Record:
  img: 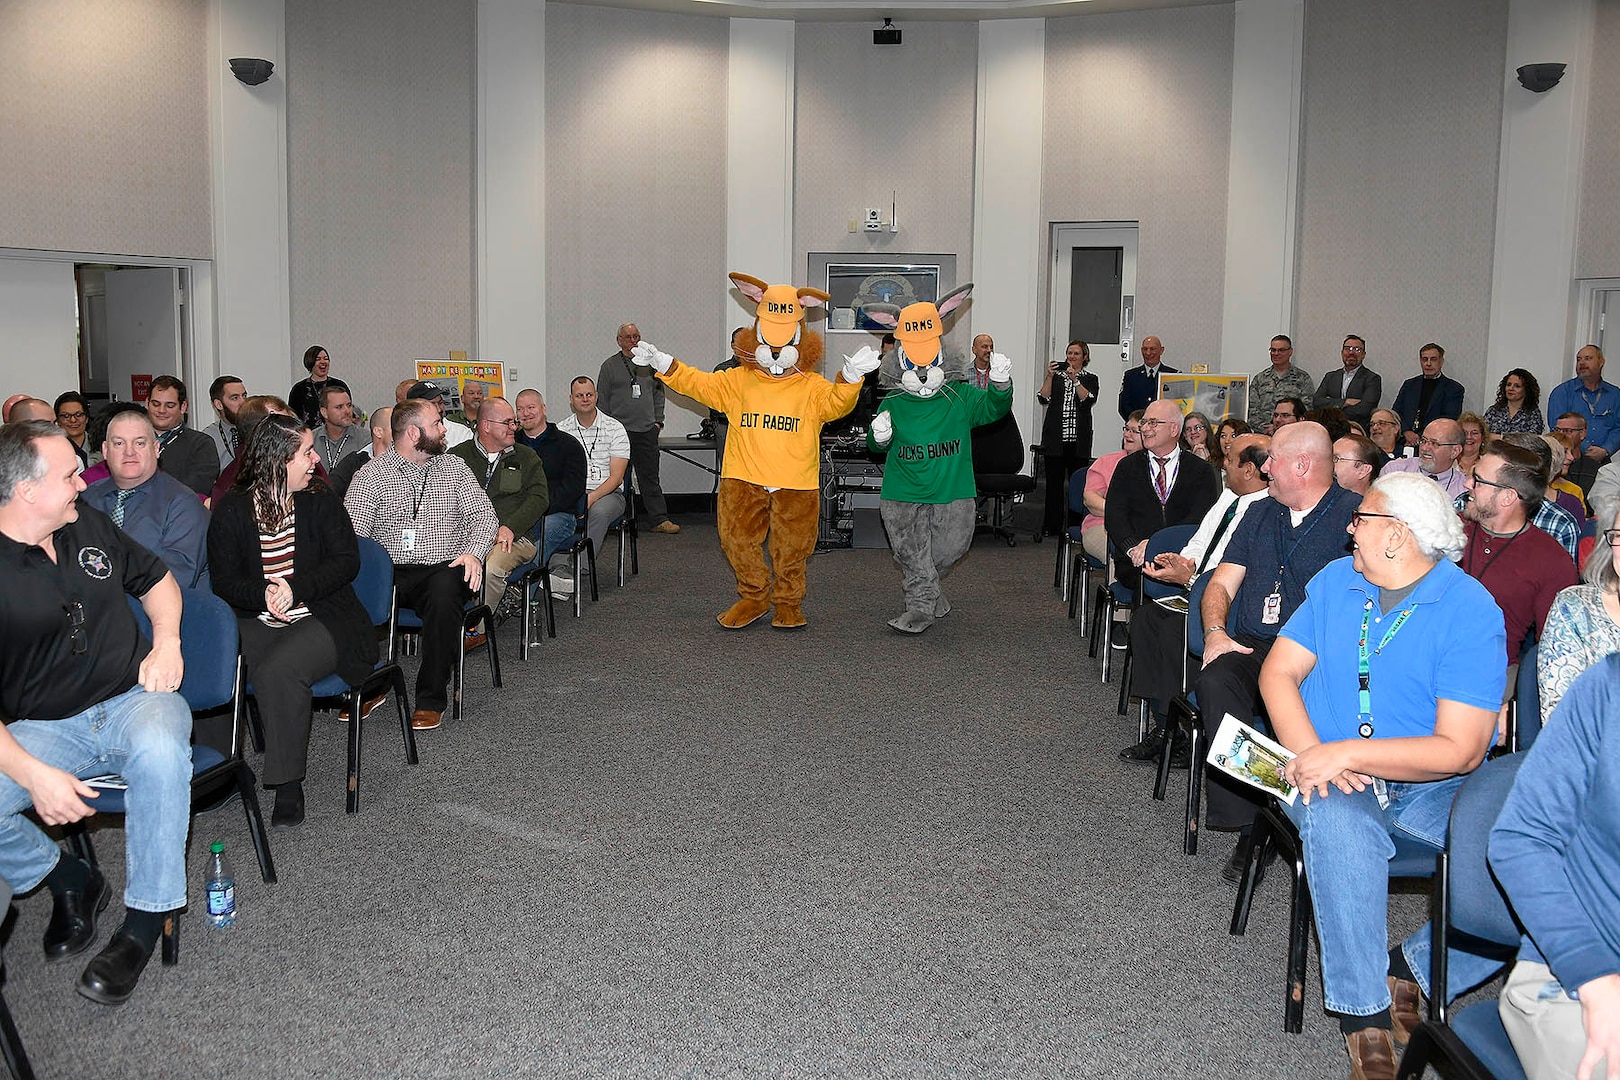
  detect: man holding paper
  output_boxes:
[1258,472,1505,1080]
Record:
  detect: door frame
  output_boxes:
[1575,277,1620,359]
[1047,221,1140,460]
[0,247,214,400]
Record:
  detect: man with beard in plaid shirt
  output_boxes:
[345,399,498,731]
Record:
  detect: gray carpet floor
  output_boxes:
[5,509,1435,1078]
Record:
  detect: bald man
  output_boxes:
[7,398,55,423]
[597,322,676,533]
[1119,337,1178,419]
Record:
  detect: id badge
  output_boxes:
[1261,591,1282,625]
[631,383,642,399]
[402,528,416,553]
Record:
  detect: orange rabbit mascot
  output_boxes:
[634,272,882,628]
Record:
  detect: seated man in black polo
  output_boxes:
[1195,420,1361,880]
[515,388,587,568]
[0,420,192,1005]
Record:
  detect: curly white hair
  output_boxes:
[1372,472,1466,562]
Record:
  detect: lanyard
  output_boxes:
[483,447,504,489]
[1356,599,1417,738]
[397,457,434,520]
[319,429,350,462]
[1270,487,1341,592]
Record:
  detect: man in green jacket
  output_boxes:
[449,396,549,615]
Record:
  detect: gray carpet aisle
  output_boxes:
[7,514,1432,1078]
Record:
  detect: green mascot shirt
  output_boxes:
[868,382,1012,503]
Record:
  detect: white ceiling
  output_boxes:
[550,0,1228,23]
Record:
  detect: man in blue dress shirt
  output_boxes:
[81,406,209,590]
[1545,344,1620,463]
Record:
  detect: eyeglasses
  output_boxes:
[1268,348,1290,354]
[484,419,519,429]
[1349,511,1398,528]
[1605,529,1620,547]
[1419,437,1462,449]
[1138,419,1170,430]
[1343,346,1365,354]
[64,598,86,656]
[1370,419,1397,428]
[1332,455,1368,466]
[1470,474,1520,498]
[57,411,86,420]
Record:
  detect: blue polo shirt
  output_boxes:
[1280,557,1505,743]
[1547,377,1620,456]
[1220,485,1360,641]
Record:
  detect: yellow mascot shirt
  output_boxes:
[659,361,861,490]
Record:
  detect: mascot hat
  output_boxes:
[869,282,973,369]
[730,272,830,351]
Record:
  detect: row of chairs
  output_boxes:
[1103,515,1547,1075]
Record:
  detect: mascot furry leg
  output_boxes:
[880,499,976,633]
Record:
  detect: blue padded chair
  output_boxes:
[390,561,502,723]
[1115,524,1198,721]
[1155,569,1216,829]
[1087,541,1137,683]
[1397,754,1529,1079]
[602,463,638,588]
[242,537,416,815]
[70,588,272,968]
[1061,470,1100,617]
[1230,798,1438,1034]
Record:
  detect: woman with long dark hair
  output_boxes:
[1038,339,1100,537]
[208,414,378,828]
[1482,368,1544,435]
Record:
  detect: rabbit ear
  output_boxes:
[797,287,831,310]
[866,309,898,329]
[729,272,768,304]
[936,282,974,318]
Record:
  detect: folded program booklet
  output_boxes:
[1151,594,1190,615]
[1207,714,1298,806]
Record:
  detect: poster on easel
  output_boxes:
[1159,373,1248,423]
[415,359,504,413]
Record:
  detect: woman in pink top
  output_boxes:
[1079,413,1144,566]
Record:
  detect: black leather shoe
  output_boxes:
[1166,737,1192,770]
[1119,730,1168,763]
[76,930,157,1006]
[43,866,110,962]
[271,782,305,830]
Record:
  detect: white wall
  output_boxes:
[286,0,476,416]
[1294,0,1509,408]
[0,259,80,399]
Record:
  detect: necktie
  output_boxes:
[112,488,132,527]
[1154,456,1171,504]
[1196,500,1242,575]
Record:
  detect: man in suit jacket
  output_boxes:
[1391,342,1465,447]
[1103,399,1221,594]
[1313,334,1382,431]
[1118,336,1179,420]
[145,375,221,497]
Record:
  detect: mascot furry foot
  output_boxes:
[888,610,935,634]
[934,595,951,619]
[771,602,807,630]
[718,597,772,629]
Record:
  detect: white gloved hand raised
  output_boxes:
[633,341,674,374]
[988,352,1013,385]
[870,411,893,446]
[841,345,882,383]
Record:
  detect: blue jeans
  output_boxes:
[538,511,578,566]
[0,686,192,911]
[1282,774,1465,1016]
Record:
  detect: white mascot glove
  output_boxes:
[870,411,893,446]
[988,352,1013,386]
[842,345,882,384]
[633,340,674,375]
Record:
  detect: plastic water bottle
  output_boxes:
[205,842,236,928]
